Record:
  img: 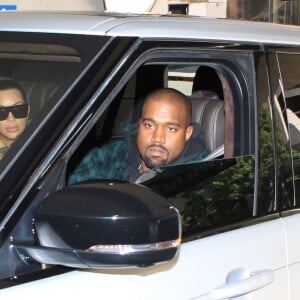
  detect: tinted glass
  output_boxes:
[277,52,300,206]
[144,157,255,239]
[0,33,110,282]
[255,54,279,213]
[0,33,109,164]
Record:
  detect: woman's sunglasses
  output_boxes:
[0,104,29,121]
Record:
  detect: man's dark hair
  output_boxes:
[0,79,27,103]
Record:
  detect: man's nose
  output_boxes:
[151,126,165,144]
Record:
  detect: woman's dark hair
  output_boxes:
[0,79,27,103]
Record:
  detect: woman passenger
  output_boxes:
[0,79,29,159]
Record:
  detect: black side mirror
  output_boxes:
[15,181,181,268]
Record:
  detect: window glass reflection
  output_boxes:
[144,157,255,239]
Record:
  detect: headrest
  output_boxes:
[190,96,224,153]
[13,61,76,119]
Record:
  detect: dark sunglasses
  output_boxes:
[0,104,29,121]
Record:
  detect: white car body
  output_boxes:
[0,12,298,300]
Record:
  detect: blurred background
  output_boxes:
[1,0,299,25]
[167,0,300,25]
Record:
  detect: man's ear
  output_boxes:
[185,125,193,141]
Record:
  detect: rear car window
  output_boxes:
[0,33,109,166]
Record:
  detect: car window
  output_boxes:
[66,47,265,241]
[167,65,197,95]
[144,156,255,239]
[276,52,300,206]
[0,33,112,282]
[0,34,109,166]
[67,61,230,183]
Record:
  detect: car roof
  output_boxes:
[1,12,300,46]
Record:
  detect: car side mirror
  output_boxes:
[15,181,181,268]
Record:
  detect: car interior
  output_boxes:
[0,46,235,186]
[12,61,77,120]
[66,63,233,180]
[0,41,81,120]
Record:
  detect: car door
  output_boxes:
[0,38,289,299]
[267,48,300,300]
[138,46,288,299]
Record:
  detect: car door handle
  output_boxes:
[211,269,274,300]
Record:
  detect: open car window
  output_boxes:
[65,48,266,241]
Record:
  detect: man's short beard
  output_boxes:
[142,145,169,169]
[143,156,168,169]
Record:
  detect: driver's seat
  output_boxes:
[189,94,224,158]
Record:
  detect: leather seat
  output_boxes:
[189,95,224,157]
[13,61,76,119]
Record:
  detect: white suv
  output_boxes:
[0,11,299,300]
